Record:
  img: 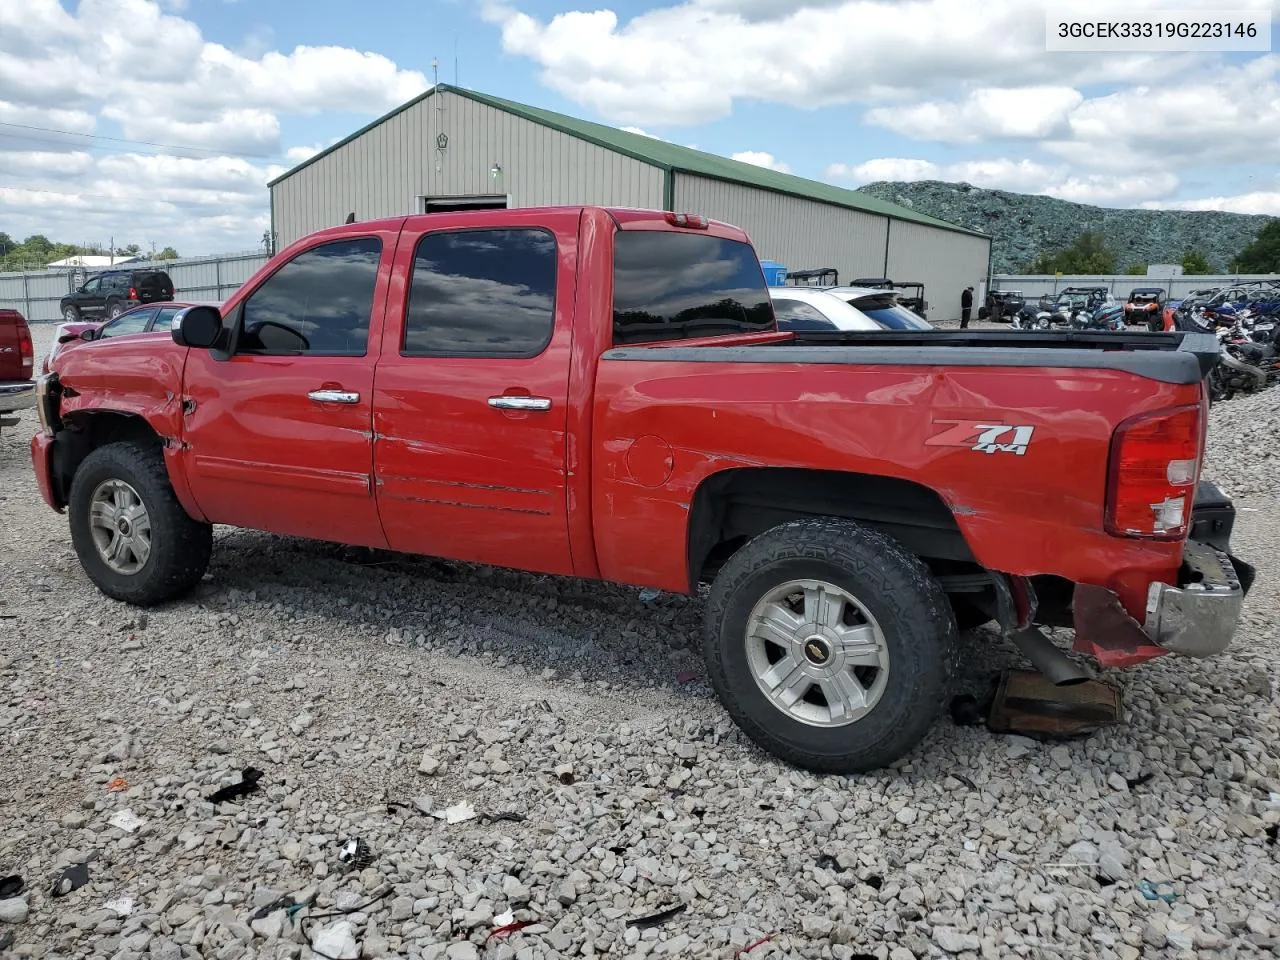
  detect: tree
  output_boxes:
[155,246,180,260]
[1124,263,1146,275]
[1235,220,1280,273]
[22,234,54,257]
[1181,249,1213,275]
[0,232,13,256]
[1028,231,1116,274]
[117,244,141,257]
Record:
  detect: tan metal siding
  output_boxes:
[672,174,890,282]
[885,221,991,323]
[270,91,665,247]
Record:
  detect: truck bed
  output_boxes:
[603,331,1221,385]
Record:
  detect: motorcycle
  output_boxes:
[1208,313,1280,401]
[1067,302,1127,332]
[1010,304,1053,330]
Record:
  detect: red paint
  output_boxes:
[35,205,1218,652]
[30,432,59,511]
[372,208,578,574]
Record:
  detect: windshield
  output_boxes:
[850,299,932,330]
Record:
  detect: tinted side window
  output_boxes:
[99,307,155,337]
[152,306,182,330]
[613,233,774,345]
[239,238,381,356]
[81,277,101,293]
[772,298,837,331]
[403,228,557,357]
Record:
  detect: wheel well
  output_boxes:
[52,412,165,502]
[687,468,977,589]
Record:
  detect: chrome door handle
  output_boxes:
[488,396,552,411]
[308,389,360,404]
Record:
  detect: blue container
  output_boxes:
[760,260,788,286]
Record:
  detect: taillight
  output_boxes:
[17,323,33,376]
[128,286,137,299]
[663,212,709,229]
[1105,405,1202,540]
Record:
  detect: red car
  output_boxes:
[41,301,217,375]
[0,308,35,434]
[31,207,1252,772]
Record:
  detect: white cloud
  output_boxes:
[1142,192,1280,216]
[826,155,1178,206]
[864,87,1084,143]
[825,158,940,183]
[731,150,791,173]
[480,0,1254,125]
[622,125,657,138]
[285,144,324,163]
[0,0,429,253]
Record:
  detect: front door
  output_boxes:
[181,230,399,549]
[74,276,105,317]
[372,211,577,575]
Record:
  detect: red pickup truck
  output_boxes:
[0,307,35,434]
[31,207,1252,772]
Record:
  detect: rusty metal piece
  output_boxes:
[1072,584,1168,668]
[986,669,1123,738]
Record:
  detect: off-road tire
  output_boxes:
[63,305,81,322]
[107,301,124,319]
[69,441,212,605]
[703,518,956,773]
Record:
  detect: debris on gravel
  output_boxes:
[2,325,1279,959]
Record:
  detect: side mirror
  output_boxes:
[78,328,97,342]
[171,305,223,349]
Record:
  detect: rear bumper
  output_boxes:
[1144,541,1251,657]
[1073,480,1252,667]
[0,380,35,415]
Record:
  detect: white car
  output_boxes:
[769,286,933,332]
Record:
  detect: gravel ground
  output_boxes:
[2,324,1279,960]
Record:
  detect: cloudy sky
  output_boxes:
[1,0,1277,256]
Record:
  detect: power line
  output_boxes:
[0,121,285,160]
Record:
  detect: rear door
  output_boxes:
[372,210,578,575]
[135,271,174,303]
[181,229,398,548]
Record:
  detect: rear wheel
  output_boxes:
[703,518,956,773]
[107,302,124,319]
[69,442,212,605]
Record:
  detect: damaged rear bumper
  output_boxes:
[1144,541,1251,656]
[1073,481,1254,667]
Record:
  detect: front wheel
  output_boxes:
[63,306,81,322]
[703,518,956,773]
[68,441,212,605]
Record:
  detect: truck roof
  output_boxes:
[289,206,754,249]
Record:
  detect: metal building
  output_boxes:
[268,85,991,320]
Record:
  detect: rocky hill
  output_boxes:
[855,180,1272,274]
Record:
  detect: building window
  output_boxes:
[403,228,557,357]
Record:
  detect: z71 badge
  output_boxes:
[926,420,1035,456]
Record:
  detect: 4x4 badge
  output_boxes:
[927,420,1035,456]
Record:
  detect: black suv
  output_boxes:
[60,269,175,322]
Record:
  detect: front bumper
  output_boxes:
[1073,480,1253,667]
[0,379,35,415]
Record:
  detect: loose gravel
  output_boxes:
[2,325,1279,959]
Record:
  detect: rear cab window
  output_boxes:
[612,232,774,345]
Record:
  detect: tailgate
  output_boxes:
[0,311,23,381]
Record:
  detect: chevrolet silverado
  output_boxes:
[31,207,1252,772]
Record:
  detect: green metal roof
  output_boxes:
[269,84,987,240]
